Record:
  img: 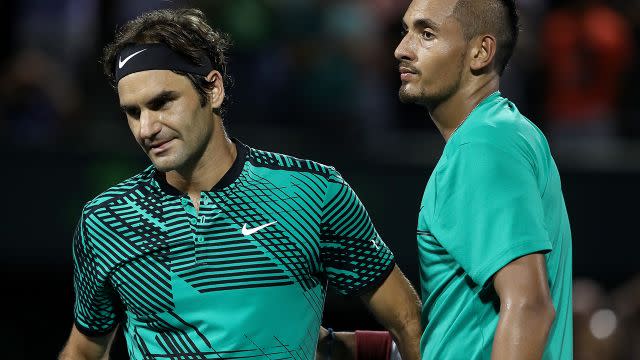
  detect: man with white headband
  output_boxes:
[58,8,421,360]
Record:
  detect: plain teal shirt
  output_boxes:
[417,92,573,359]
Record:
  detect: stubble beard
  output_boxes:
[398,84,430,108]
[398,82,452,110]
[398,51,467,110]
[150,149,184,173]
[398,70,464,111]
[157,123,214,175]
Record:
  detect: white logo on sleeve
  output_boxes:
[118,49,147,69]
[241,221,277,236]
[370,237,380,250]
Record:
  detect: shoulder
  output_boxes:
[81,165,156,217]
[450,95,547,158]
[245,146,339,181]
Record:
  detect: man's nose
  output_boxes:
[139,110,161,140]
[394,34,415,62]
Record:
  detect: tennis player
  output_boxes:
[58,8,422,360]
[395,0,573,358]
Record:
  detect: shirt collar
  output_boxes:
[153,138,249,195]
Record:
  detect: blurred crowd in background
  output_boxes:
[1,0,639,358]
[2,0,640,149]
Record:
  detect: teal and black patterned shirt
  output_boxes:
[72,140,395,360]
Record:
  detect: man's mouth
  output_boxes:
[399,66,418,81]
[148,139,174,153]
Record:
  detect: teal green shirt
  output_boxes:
[72,141,395,360]
[417,92,573,359]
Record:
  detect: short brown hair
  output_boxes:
[102,8,232,111]
[453,0,519,75]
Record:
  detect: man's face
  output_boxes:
[118,70,214,172]
[394,0,468,107]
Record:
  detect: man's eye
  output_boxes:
[149,100,169,111]
[124,108,140,119]
[422,31,435,40]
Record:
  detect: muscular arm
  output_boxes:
[316,267,421,360]
[361,265,422,360]
[491,253,555,360]
[58,324,117,360]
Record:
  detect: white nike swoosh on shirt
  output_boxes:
[241,221,277,236]
[118,49,147,69]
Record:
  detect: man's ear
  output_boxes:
[205,70,225,109]
[469,34,497,73]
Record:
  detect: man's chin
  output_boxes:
[149,156,179,173]
[398,87,427,106]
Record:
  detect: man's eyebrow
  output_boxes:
[413,18,440,32]
[119,103,136,112]
[119,90,179,111]
[145,90,178,107]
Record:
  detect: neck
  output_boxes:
[165,119,237,196]
[429,76,499,141]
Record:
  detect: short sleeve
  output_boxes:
[72,211,119,336]
[433,142,552,287]
[320,169,395,296]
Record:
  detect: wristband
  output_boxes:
[355,330,393,360]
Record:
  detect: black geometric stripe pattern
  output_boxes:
[320,172,395,295]
[247,148,394,295]
[73,144,394,359]
[87,185,176,321]
[129,312,309,360]
[74,167,170,335]
[131,312,215,359]
[248,148,332,178]
[211,165,327,316]
[165,195,294,294]
[73,216,120,334]
[218,169,318,288]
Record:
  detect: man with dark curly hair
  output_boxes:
[58,8,421,360]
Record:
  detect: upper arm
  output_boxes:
[493,253,553,308]
[59,324,117,360]
[320,169,395,296]
[360,266,421,331]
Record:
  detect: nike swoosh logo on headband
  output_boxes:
[118,49,147,69]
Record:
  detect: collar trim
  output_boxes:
[153,138,249,195]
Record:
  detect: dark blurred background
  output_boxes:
[1,0,639,358]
